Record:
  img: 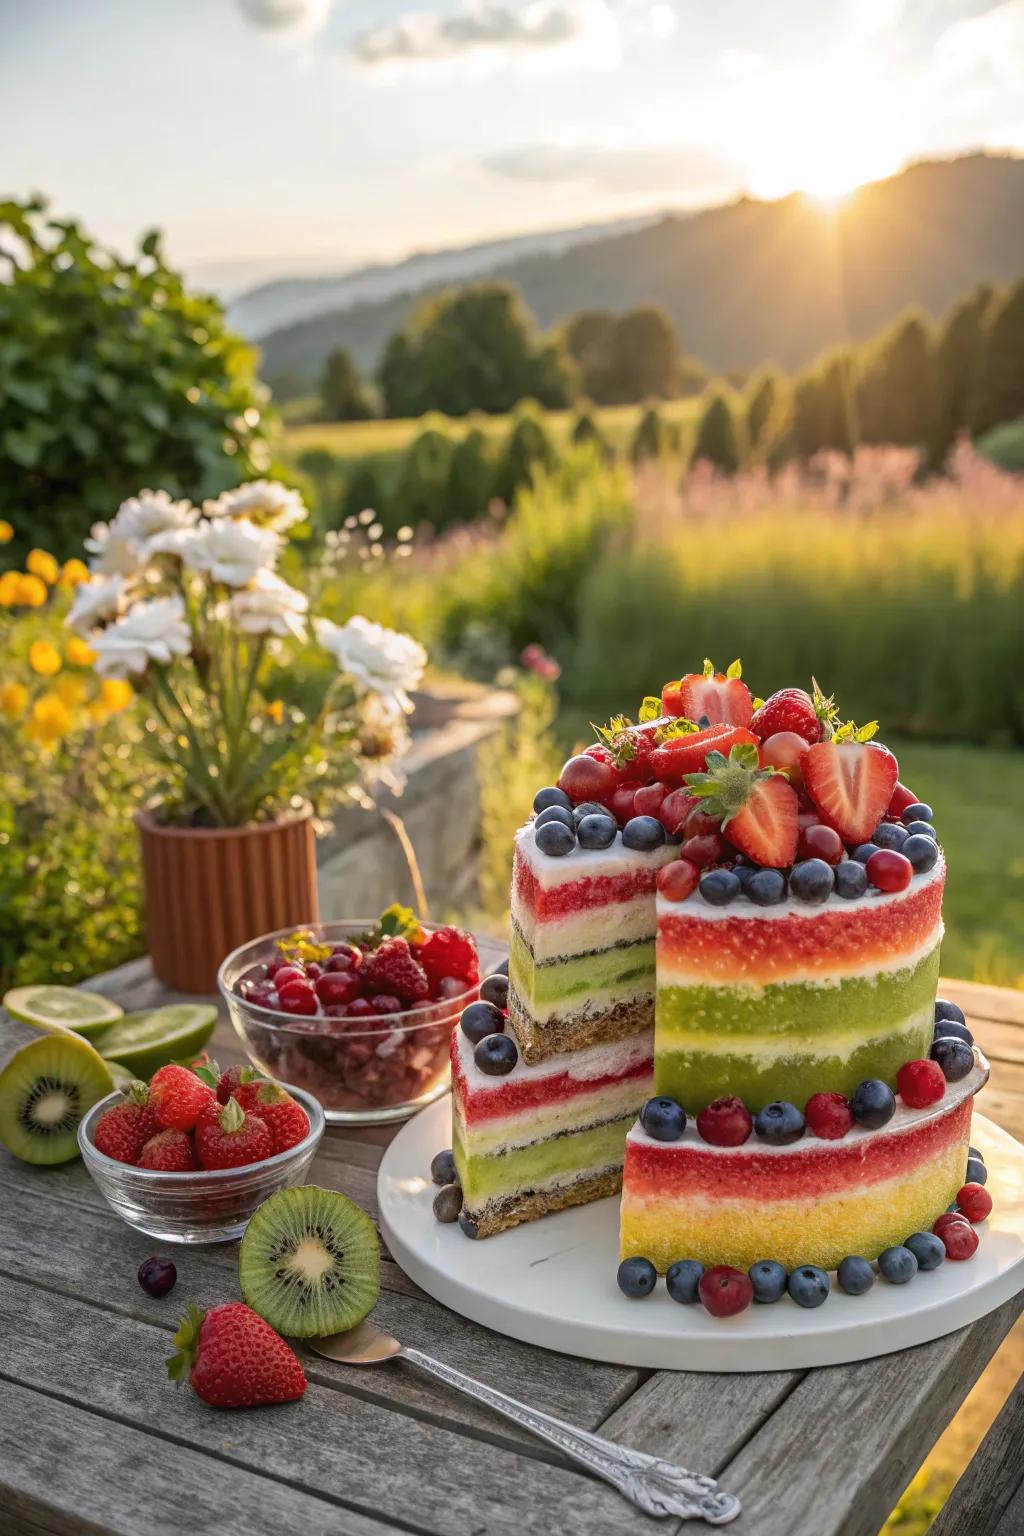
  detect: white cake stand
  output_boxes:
[377,1098,1024,1371]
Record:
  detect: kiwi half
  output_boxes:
[0,1034,113,1165]
[239,1185,381,1338]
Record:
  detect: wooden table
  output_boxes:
[3,966,1023,1536]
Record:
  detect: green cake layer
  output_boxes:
[509,925,655,1016]
[655,947,939,1113]
[454,1112,637,1210]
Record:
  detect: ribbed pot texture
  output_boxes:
[136,806,320,993]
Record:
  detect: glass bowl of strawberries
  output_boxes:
[219,911,502,1124]
[78,1064,325,1243]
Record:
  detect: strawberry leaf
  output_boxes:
[655,718,700,743]
[167,1304,204,1383]
[638,696,662,723]
[726,658,743,679]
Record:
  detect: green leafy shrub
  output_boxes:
[445,429,495,525]
[692,391,744,472]
[0,197,269,561]
[630,405,671,463]
[395,425,455,528]
[494,402,557,504]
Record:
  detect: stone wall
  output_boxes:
[316,688,516,924]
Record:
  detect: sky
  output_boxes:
[3,0,1024,295]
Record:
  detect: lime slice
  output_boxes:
[89,1004,218,1080]
[3,985,124,1037]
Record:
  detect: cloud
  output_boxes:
[931,0,1024,90]
[347,1,617,73]
[481,142,741,198]
[234,0,332,33]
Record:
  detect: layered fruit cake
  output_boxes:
[435,662,991,1309]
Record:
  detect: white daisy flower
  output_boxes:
[91,595,192,679]
[314,615,426,714]
[85,521,140,576]
[204,479,308,532]
[181,517,280,587]
[229,569,308,641]
[65,573,126,635]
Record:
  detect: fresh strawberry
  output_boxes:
[250,1084,311,1154]
[417,926,479,990]
[139,1129,198,1172]
[672,660,753,727]
[167,1302,307,1409]
[93,1082,159,1165]
[661,679,687,717]
[149,1063,217,1132]
[650,725,759,784]
[751,688,820,743]
[802,740,899,844]
[216,1064,263,1106]
[592,717,660,785]
[684,743,799,868]
[195,1098,273,1170]
[359,936,430,1005]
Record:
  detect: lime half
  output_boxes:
[3,985,124,1037]
[90,1004,218,1081]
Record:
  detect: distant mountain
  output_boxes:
[256,154,1024,392]
[229,213,659,341]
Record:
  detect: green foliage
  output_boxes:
[494,402,557,504]
[445,428,494,524]
[377,283,575,417]
[571,408,612,461]
[791,350,857,457]
[977,278,1024,436]
[693,392,743,472]
[341,459,389,529]
[977,418,1024,472]
[630,405,671,464]
[562,306,684,404]
[395,425,455,529]
[932,285,994,464]
[858,312,936,452]
[0,197,269,561]
[320,347,375,421]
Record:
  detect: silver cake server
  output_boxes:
[309,1319,740,1523]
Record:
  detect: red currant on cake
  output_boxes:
[936,1218,979,1260]
[897,1059,946,1109]
[558,752,616,804]
[865,848,914,893]
[699,1265,754,1317]
[657,858,700,901]
[696,1096,752,1146]
[956,1183,993,1223]
[804,1091,853,1140]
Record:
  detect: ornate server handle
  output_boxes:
[400,1346,740,1523]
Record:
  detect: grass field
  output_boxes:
[281,396,703,465]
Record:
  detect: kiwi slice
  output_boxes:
[239,1185,381,1338]
[0,1034,113,1165]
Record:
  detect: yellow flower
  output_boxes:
[266,698,285,723]
[56,675,88,708]
[1,681,28,720]
[15,574,47,608]
[100,678,134,714]
[25,692,72,747]
[87,700,109,724]
[60,558,90,587]
[0,571,21,606]
[66,635,97,667]
[29,640,62,677]
[0,520,13,544]
[27,549,60,584]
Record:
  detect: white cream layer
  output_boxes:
[511,890,656,961]
[514,980,652,1027]
[515,823,678,890]
[455,1025,653,1097]
[455,1075,651,1156]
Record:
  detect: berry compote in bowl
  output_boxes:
[219,913,503,1125]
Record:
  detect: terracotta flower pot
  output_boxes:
[136,806,320,994]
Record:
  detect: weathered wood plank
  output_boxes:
[674,1295,1024,1536]
[929,1370,1024,1536]
[0,1277,661,1536]
[0,1378,383,1536]
[942,979,1024,1029]
[0,1174,640,1445]
[598,1367,801,1474]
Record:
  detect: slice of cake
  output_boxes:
[452,1020,653,1238]
[508,820,677,1063]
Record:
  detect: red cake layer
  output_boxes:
[624,1094,971,1201]
[452,1028,652,1122]
[513,849,660,921]
[659,867,944,984]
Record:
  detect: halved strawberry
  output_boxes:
[802,741,899,844]
[650,725,759,785]
[684,743,799,868]
[672,661,753,727]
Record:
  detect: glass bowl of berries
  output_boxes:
[78,1067,325,1244]
[219,911,503,1124]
